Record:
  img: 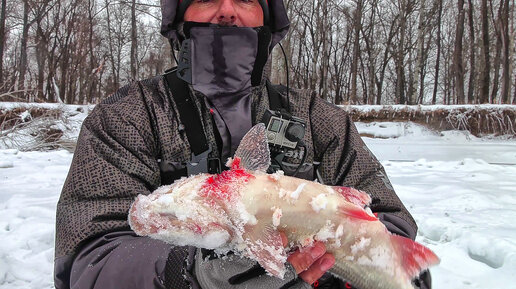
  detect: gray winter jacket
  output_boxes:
[54,75,424,289]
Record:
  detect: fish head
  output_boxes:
[129,176,236,249]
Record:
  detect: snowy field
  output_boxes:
[1,119,516,288]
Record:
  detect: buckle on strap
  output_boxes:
[186,146,222,176]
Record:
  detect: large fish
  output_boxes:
[129,124,439,289]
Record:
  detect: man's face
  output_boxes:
[184,0,264,27]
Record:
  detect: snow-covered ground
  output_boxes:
[358,122,516,289]
[1,118,515,288]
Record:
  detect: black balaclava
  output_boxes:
[160,0,290,159]
[178,22,272,158]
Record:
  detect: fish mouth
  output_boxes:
[129,195,181,235]
[130,195,236,242]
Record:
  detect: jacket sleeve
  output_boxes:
[54,82,180,289]
[68,231,171,289]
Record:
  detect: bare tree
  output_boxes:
[413,0,426,104]
[375,11,398,105]
[479,0,490,103]
[499,0,510,103]
[466,0,475,103]
[2,0,514,106]
[130,0,138,80]
[350,0,363,104]
[509,3,516,104]
[490,0,503,103]
[394,0,414,104]
[0,0,6,86]
[453,0,465,104]
[18,0,30,95]
[432,0,443,104]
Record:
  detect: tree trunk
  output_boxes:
[87,0,97,104]
[376,17,397,105]
[130,0,138,80]
[18,0,30,96]
[407,49,415,104]
[105,0,119,91]
[511,1,515,104]
[432,0,443,105]
[479,0,490,103]
[453,0,466,104]
[396,14,407,104]
[0,0,6,86]
[319,0,329,100]
[499,0,510,103]
[35,23,47,102]
[467,0,476,103]
[350,0,363,104]
[363,1,377,105]
[490,0,503,103]
[413,0,426,104]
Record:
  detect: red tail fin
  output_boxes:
[391,235,440,279]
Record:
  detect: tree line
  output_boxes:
[0,0,515,105]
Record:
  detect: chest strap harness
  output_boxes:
[161,68,286,181]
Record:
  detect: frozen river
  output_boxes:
[0,121,515,288]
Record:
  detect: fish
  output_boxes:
[129,123,439,289]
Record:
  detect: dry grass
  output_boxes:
[0,106,76,151]
[1,104,514,152]
[346,106,516,137]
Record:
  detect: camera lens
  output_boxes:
[285,123,305,142]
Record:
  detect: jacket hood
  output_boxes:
[160,0,290,49]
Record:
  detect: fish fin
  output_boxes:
[233,123,271,172]
[334,186,372,207]
[338,205,378,221]
[242,223,287,278]
[391,234,440,279]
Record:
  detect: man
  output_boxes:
[54,0,430,288]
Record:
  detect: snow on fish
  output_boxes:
[129,123,439,289]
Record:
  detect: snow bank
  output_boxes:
[2,103,515,153]
[342,104,516,137]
